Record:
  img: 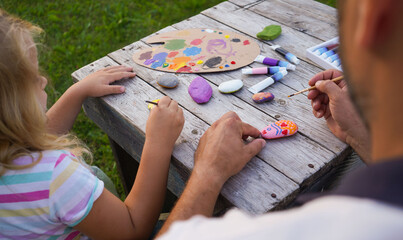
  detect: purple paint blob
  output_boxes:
[145,52,168,69]
[206,39,227,54]
[139,51,152,60]
[188,77,212,104]
[183,47,202,56]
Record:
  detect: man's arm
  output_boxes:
[157,112,266,237]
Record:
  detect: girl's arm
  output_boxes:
[46,66,136,135]
[74,96,185,240]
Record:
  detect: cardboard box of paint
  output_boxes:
[306,37,343,72]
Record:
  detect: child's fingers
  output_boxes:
[106,66,134,73]
[169,100,179,111]
[158,96,171,107]
[108,72,136,82]
[105,85,125,95]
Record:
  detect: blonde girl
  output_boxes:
[0,9,184,239]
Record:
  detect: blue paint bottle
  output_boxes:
[270,45,300,65]
[248,70,288,94]
[326,53,339,63]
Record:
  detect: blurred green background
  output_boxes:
[0,0,336,199]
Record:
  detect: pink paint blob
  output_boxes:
[176,66,192,73]
[168,51,179,58]
[191,39,203,45]
[243,40,250,45]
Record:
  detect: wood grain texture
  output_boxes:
[71,0,348,213]
[170,13,346,154]
[202,1,323,62]
[229,0,264,7]
[72,56,299,214]
[108,39,338,185]
[249,0,338,41]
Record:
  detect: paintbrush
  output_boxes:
[145,100,158,105]
[288,76,344,98]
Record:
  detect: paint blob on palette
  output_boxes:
[133,29,260,73]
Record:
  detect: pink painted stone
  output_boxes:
[252,92,275,103]
[188,76,212,104]
[261,120,298,139]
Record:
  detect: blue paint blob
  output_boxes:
[146,52,168,69]
[225,64,230,67]
[183,47,202,56]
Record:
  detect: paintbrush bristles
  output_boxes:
[288,76,344,97]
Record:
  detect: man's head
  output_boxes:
[338,0,403,160]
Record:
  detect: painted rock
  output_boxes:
[261,120,298,139]
[188,76,212,104]
[252,92,275,103]
[256,25,282,41]
[218,79,243,93]
[147,99,160,110]
[157,74,179,88]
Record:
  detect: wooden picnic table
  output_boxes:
[72,0,349,214]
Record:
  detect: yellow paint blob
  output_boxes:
[197,60,204,64]
[148,99,160,110]
[224,35,230,38]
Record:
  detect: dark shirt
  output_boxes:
[298,158,403,208]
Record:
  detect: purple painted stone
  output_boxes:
[188,76,212,103]
[252,92,275,103]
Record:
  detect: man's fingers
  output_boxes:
[241,122,261,139]
[244,139,266,160]
[309,69,343,86]
[315,80,342,100]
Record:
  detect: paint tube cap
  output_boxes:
[241,68,253,74]
[290,56,300,65]
[286,64,296,71]
[279,69,288,76]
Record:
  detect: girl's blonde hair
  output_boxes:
[0,9,91,175]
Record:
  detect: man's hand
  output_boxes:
[157,112,265,238]
[307,69,371,162]
[193,111,266,186]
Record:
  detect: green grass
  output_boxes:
[1,0,336,199]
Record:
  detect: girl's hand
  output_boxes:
[77,66,136,98]
[145,96,185,149]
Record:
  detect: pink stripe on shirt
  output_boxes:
[55,153,68,167]
[65,230,80,240]
[0,190,49,203]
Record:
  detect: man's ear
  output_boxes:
[355,0,396,48]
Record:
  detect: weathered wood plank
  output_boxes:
[72,56,299,214]
[170,13,346,154]
[202,2,323,62]
[249,0,338,41]
[229,0,263,7]
[108,40,337,185]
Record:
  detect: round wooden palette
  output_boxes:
[132,28,260,73]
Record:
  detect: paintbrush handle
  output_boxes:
[145,100,159,105]
[288,76,344,97]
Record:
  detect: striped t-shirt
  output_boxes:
[0,150,104,239]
